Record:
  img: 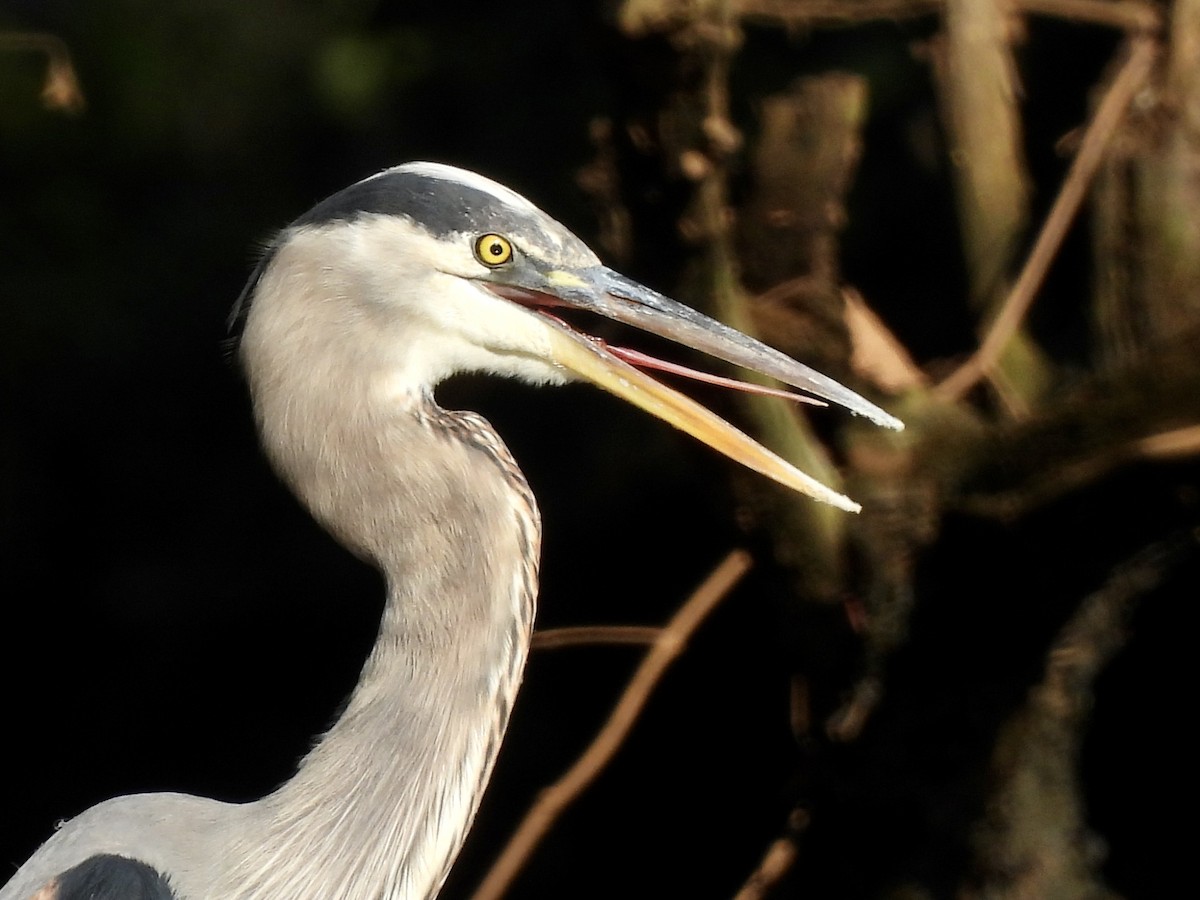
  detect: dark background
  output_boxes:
[1,3,1193,898]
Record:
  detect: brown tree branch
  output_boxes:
[531,625,660,650]
[469,549,754,900]
[732,808,811,900]
[935,36,1158,403]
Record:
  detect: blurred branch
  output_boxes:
[0,32,86,114]
[961,424,1200,519]
[1092,2,1200,369]
[843,287,928,393]
[622,0,1161,36]
[635,1,869,601]
[964,533,1196,898]
[825,675,884,742]
[931,0,1030,310]
[928,0,1049,415]
[953,332,1200,519]
[729,72,876,600]
[1021,0,1160,32]
[588,3,1200,899]
[1134,424,1200,459]
[732,807,811,900]
[577,118,635,265]
[470,550,753,900]
[936,36,1158,403]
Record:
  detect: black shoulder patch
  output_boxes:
[50,853,177,900]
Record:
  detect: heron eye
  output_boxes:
[474,234,513,267]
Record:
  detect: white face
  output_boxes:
[358,216,581,388]
[246,212,592,412]
[235,161,610,402]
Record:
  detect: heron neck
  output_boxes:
[219,400,540,900]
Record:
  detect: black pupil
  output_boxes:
[488,241,504,258]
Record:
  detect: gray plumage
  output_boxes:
[2,162,900,900]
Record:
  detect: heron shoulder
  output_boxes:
[0,793,236,900]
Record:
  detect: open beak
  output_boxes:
[488,265,902,513]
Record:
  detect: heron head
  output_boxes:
[234,162,901,510]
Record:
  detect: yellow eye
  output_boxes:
[474,233,513,267]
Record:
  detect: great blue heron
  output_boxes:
[1,162,901,900]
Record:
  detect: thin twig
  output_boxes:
[469,549,754,900]
[935,36,1158,402]
[732,808,811,900]
[531,625,661,650]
